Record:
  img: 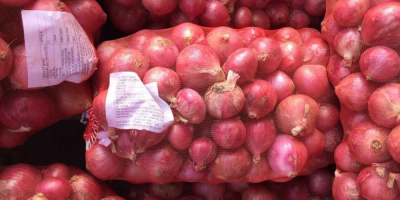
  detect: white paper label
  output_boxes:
[21,10,97,88]
[105,72,174,133]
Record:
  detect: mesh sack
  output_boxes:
[84,23,341,184]
[321,0,400,199]
[0,0,106,148]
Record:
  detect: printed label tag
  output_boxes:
[105,72,174,133]
[21,10,97,88]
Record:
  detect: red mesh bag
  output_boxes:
[0,0,106,148]
[322,0,400,199]
[84,23,340,184]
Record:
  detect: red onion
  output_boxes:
[279,177,309,200]
[300,129,325,156]
[360,46,400,82]
[204,71,245,119]
[191,182,226,200]
[144,36,179,69]
[357,166,398,200]
[388,126,400,163]
[41,163,70,180]
[178,0,206,20]
[245,156,272,182]
[348,121,392,165]
[49,81,92,119]
[227,182,249,193]
[250,37,282,74]
[305,168,334,197]
[108,129,135,160]
[265,70,295,102]
[304,0,325,16]
[293,64,330,100]
[205,27,246,65]
[120,161,149,183]
[334,140,365,173]
[209,147,252,181]
[267,134,308,180]
[279,41,304,74]
[332,0,370,27]
[167,123,194,150]
[238,27,265,46]
[273,27,303,44]
[108,2,147,34]
[222,48,258,85]
[142,0,177,15]
[285,10,310,29]
[302,37,330,66]
[129,129,168,157]
[85,143,124,180]
[233,7,253,29]
[0,164,42,199]
[237,27,266,46]
[326,53,359,87]
[129,30,157,53]
[143,67,180,104]
[368,83,400,128]
[136,144,183,183]
[170,9,192,26]
[211,118,246,149]
[275,94,320,137]
[265,0,289,25]
[334,28,363,66]
[170,23,205,51]
[189,137,217,171]
[299,151,334,176]
[0,90,59,131]
[298,28,321,44]
[35,177,71,200]
[175,44,225,91]
[332,171,363,200]
[335,72,375,112]
[251,9,271,29]
[242,80,277,119]
[323,125,343,153]
[69,174,102,200]
[147,182,183,200]
[108,48,149,79]
[320,14,342,44]
[173,88,206,124]
[245,117,276,162]
[198,1,230,27]
[340,106,370,138]
[242,185,280,200]
[316,103,340,131]
[360,2,400,48]
[175,159,208,182]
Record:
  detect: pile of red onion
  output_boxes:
[87,22,339,184]
[100,0,326,35]
[122,167,335,200]
[0,163,123,199]
[322,1,400,199]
